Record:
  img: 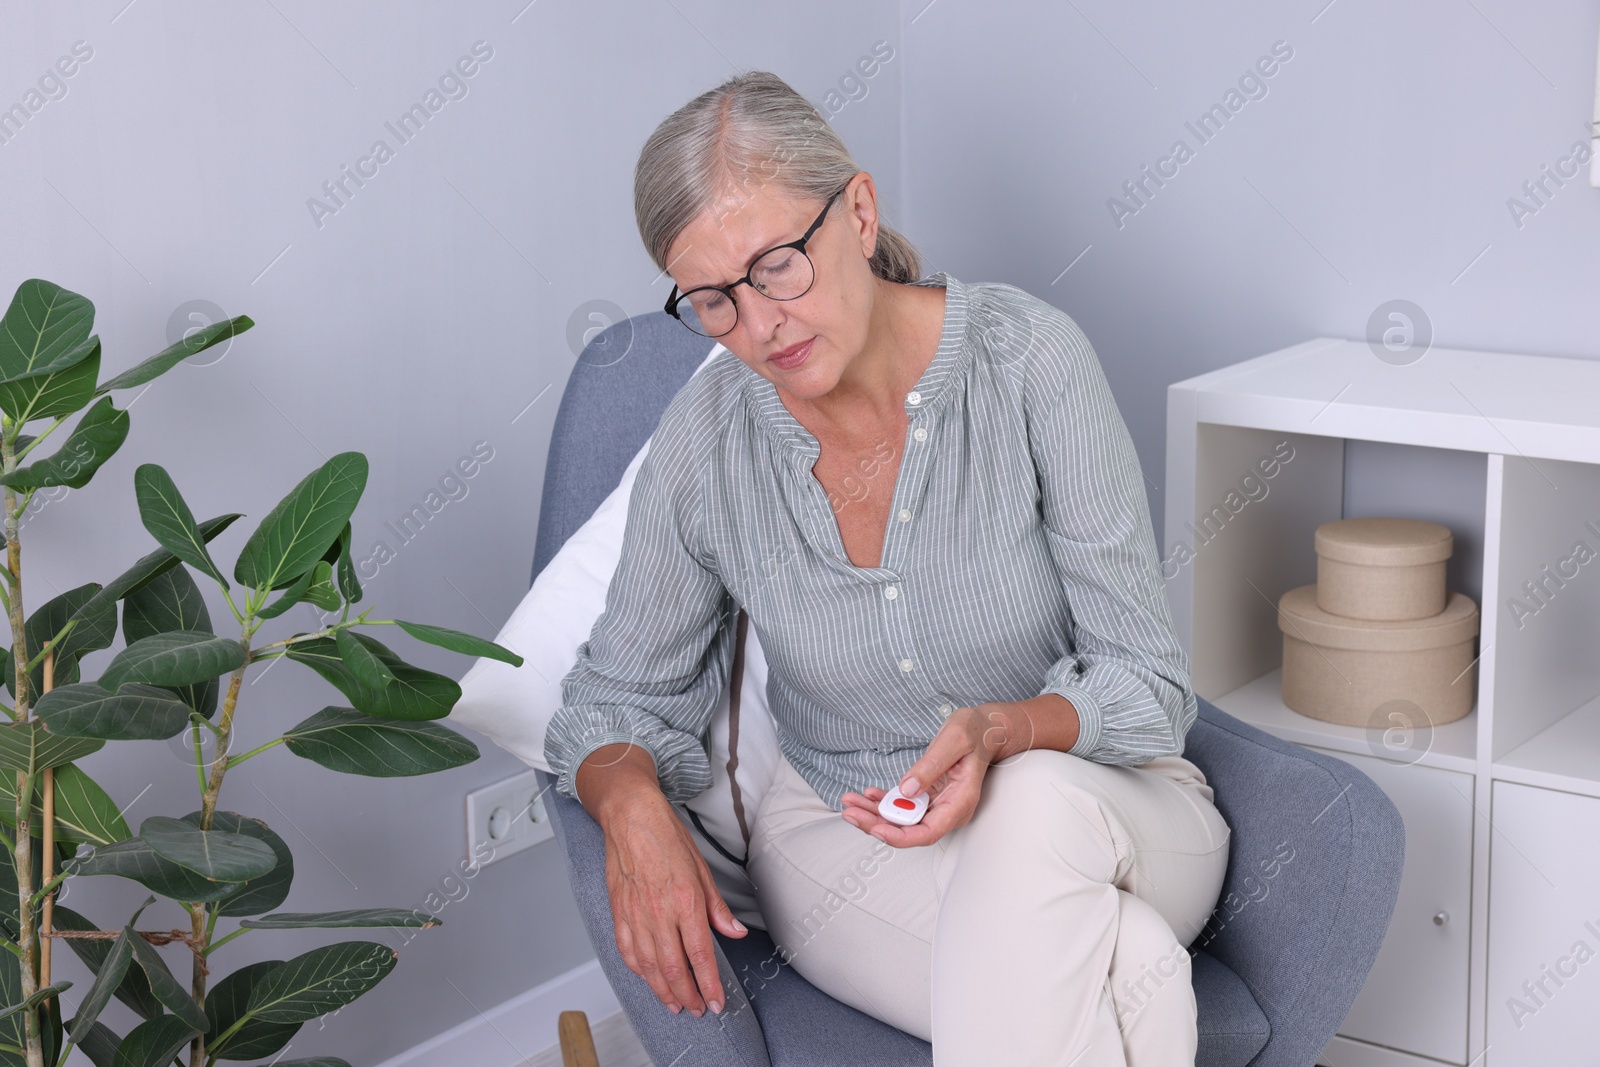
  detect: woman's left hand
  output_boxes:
[839,702,1027,848]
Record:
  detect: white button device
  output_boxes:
[878,784,931,826]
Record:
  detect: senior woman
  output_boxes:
[543,70,1230,1065]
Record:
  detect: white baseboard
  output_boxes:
[375,958,622,1067]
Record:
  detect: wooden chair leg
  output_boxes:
[558,1010,601,1067]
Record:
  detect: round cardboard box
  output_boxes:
[1278,583,1478,728]
[1315,517,1453,621]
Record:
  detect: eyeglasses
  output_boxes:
[663,180,851,338]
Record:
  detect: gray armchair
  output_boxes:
[530,310,1405,1066]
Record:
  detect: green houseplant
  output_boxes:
[0,278,523,1067]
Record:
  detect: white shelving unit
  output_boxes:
[1165,337,1600,1067]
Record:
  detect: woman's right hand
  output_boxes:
[578,743,749,1017]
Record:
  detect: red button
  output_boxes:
[893,798,916,810]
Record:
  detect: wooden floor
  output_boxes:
[516,1010,652,1067]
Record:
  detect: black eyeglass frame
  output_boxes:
[662,179,853,337]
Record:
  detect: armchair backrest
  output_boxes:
[531,311,715,586]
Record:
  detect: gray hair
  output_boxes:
[634,70,922,285]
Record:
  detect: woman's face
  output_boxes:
[664,173,879,401]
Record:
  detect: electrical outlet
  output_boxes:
[465,769,553,867]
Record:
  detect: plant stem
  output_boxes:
[4,431,46,1067]
[224,736,285,770]
[186,900,207,1067]
[187,619,251,1067]
[203,925,250,956]
[193,725,206,798]
[219,584,246,627]
[249,628,338,656]
[28,867,70,909]
[199,625,249,827]
[10,414,68,467]
[22,625,74,674]
[10,763,40,1067]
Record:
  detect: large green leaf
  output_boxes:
[204,959,300,1061]
[77,513,243,620]
[194,811,294,918]
[334,520,362,604]
[0,395,129,489]
[0,280,97,424]
[234,452,368,592]
[133,464,229,589]
[122,564,218,718]
[0,279,93,380]
[33,682,194,740]
[282,707,478,777]
[124,918,209,1032]
[0,929,22,1061]
[63,836,246,902]
[9,581,118,700]
[0,762,128,845]
[96,313,254,394]
[391,619,524,666]
[52,904,163,1022]
[138,815,278,883]
[285,633,459,721]
[111,1013,201,1067]
[0,334,101,424]
[240,908,438,930]
[0,981,72,1021]
[333,629,393,689]
[122,563,210,641]
[255,561,316,621]
[0,719,105,772]
[70,1018,121,1067]
[243,941,396,1024]
[65,908,139,1044]
[0,980,65,1067]
[303,560,342,612]
[98,630,244,691]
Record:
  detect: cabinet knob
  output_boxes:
[1433,910,1449,926]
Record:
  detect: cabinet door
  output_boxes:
[1486,782,1600,1064]
[1304,746,1473,1064]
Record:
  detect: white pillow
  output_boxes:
[450,342,780,930]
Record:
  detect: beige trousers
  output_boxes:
[745,747,1231,1066]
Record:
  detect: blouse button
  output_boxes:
[939,703,955,718]
[899,658,915,673]
[906,390,922,406]
[884,585,900,600]
[897,508,912,522]
[912,426,928,443]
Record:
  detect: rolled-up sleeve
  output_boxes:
[1020,306,1197,764]
[543,409,736,805]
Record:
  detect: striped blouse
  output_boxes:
[544,272,1197,812]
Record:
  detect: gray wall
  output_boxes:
[2,0,1595,1062]
[0,1,900,1064]
[902,0,1600,542]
